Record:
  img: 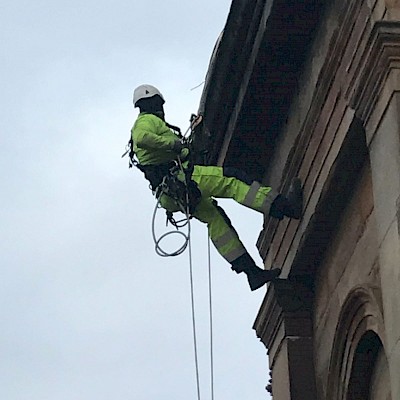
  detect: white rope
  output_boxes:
[188,231,201,400]
[207,236,215,400]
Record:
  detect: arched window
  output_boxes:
[326,286,390,400]
[369,342,391,400]
[347,331,391,400]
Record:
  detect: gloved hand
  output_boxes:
[180,147,190,160]
[172,140,189,159]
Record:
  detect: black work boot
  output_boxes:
[231,253,281,291]
[269,177,303,221]
[245,265,282,291]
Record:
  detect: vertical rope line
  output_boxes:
[188,226,201,400]
[207,236,215,400]
[178,154,201,400]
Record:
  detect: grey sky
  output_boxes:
[1,1,273,399]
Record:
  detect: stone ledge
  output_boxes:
[349,21,400,124]
[253,278,313,363]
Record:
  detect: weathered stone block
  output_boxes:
[378,220,400,351]
[271,340,291,400]
[369,94,400,244]
[388,340,400,399]
[385,0,400,20]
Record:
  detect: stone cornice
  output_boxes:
[198,0,267,165]
[217,0,275,166]
[258,4,388,266]
[257,1,364,258]
[349,21,400,126]
[254,284,283,352]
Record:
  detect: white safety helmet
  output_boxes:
[133,84,165,107]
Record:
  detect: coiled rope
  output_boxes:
[151,181,190,257]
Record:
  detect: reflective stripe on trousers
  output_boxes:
[242,181,278,214]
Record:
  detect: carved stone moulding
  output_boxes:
[254,278,313,353]
[349,21,400,125]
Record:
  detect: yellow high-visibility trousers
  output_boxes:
[160,165,278,264]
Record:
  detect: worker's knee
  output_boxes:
[193,199,233,229]
[222,166,253,185]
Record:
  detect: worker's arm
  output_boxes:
[134,116,178,151]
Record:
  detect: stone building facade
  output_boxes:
[197,0,400,398]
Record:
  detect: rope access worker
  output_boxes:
[130,84,303,291]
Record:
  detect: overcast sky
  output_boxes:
[1,1,273,399]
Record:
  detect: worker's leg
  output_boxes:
[193,196,247,262]
[190,165,302,220]
[192,196,281,290]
